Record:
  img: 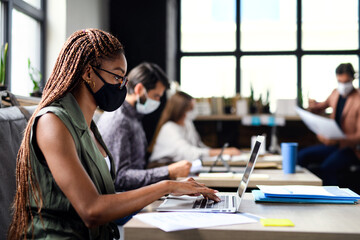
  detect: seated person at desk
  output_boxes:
[149,91,241,163]
[298,63,360,185]
[7,29,218,239]
[97,62,191,191]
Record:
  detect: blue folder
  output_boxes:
[257,185,360,201]
[252,190,357,204]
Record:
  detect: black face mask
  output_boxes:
[85,68,127,112]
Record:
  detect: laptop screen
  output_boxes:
[236,136,263,198]
[209,142,229,172]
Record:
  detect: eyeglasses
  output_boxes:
[92,65,128,89]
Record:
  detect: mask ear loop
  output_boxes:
[136,94,141,104]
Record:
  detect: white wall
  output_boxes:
[46,0,67,82]
[45,0,109,81]
[166,0,177,82]
[66,0,109,38]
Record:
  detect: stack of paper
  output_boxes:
[134,212,257,232]
[295,107,345,139]
[252,185,360,204]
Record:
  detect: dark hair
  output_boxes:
[126,62,170,94]
[148,91,193,152]
[336,63,355,79]
[8,28,124,240]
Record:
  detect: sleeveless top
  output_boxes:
[27,93,119,239]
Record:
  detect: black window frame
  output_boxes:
[0,0,46,92]
[176,0,360,105]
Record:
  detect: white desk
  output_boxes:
[180,167,322,188]
[202,153,283,168]
[124,193,360,240]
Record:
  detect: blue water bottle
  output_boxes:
[281,142,298,174]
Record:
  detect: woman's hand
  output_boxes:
[317,134,339,146]
[169,178,220,202]
[168,160,192,179]
[224,147,241,156]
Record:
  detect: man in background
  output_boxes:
[97,62,191,192]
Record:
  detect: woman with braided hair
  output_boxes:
[7,29,219,239]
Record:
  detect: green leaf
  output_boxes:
[27,57,42,92]
[0,43,8,85]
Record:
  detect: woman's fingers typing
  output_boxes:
[202,193,221,202]
[170,180,220,202]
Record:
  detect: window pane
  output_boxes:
[180,56,236,98]
[23,0,42,10]
[241,56,297,112]
[241,0,296,51]
[302,55,359,108]
[302,0,358,50]
[11,9,41,96]
[181,0,236,52]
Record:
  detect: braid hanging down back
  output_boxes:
[7,29,123,240]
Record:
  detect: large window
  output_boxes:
[241,55,297,110]
[178,0,360,112]
[0,0,45,96]
[181,0,236,52]
[181,56,236,97]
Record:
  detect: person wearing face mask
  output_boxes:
[298,63,360,186]
[97,62,192,192]
[8,29,219,239]
[148,91,241,163]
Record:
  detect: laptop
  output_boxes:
[208,142,230,173]
[157,135,264,213]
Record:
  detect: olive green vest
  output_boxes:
[27,93,118,239]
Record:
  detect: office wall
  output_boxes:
[46,0,67,82]
[166,0,178,82]
[109,0,167,72]
[46,0,109,81]
[46,0,171,143]
[66,0,109,38]
[109,0,169,144]
[47,0,170,83]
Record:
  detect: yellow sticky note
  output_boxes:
[260,218,295,227]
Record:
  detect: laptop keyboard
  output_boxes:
[192,196,235,209]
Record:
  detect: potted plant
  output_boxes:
[223,97,233,114]
[28,58,42,97]
[249,83,257,114]
[262,89,270,114]
[0,43,8,91]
